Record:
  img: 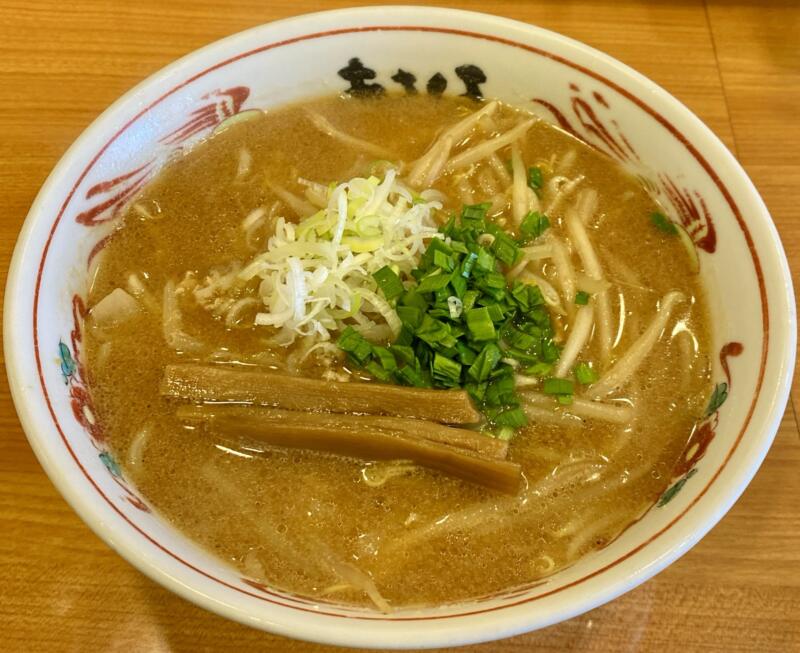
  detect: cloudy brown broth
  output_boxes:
[84,94,712,609]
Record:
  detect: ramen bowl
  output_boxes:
[4,6,795,648]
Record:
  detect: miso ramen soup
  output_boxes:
[84,94,712,610]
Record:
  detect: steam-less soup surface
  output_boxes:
[85,94,711,610]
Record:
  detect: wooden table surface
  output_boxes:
[1,1,798,651]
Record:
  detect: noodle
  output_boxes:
[553,304,594,378]
[264,180,315,218]
[576,188,599,225]
[488,151,512,185]
[446,119,535,171]
[511,142,533,224]
[544,175,584,216]
[408,100,499,186]
[126,423,151,469]
[565,209,614,364]
[422,135,454,187]
[305,109,391,159]
[588,291,685,398]
[522,392,635,424]
[549,236,577,320]
[565,512,626,559]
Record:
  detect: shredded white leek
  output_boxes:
[240,169,442,344]
[447,296,463,319]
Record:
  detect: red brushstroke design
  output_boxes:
[720,341,744,387]
[65,293,150,512]
[126,496,150,511]
[159,86,250,145]
[673,414,718,478]
[76,86,250,229]
[534,82,718,258]
[571,96,636,161]
[593,90,609,108]
[75,160,154,226]
[86,162,152,198]
[86,233,114,268]
[531,98,579,138]
[670,341,743,481]
[532,83,638,162]
[66,295,102,442]
[660,174,717,253]
[612,120,637,158]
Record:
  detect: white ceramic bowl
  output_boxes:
[5,6,795,648]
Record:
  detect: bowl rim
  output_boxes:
[5,5,796,648]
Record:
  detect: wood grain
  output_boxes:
[705,0,800,414]
[0,1,797,651]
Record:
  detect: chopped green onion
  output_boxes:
[495,426,515,441]
[364,360,391,381]
[574,362,599,385]
[461,202,490,226]
[527,166,543,192]
[396,365,428,388]
[396,305,423,330]
[492,232,520,266]
[421,238,452,267]
[462,289,479,311]
[461,252,478,278]
[493,406,528,428]
[468,343,502,382]
[466,381,487,403]
[466,307,496,341]
[390,344,416,365]
[456,341,478,365]
[433,249,455,272]
[650,211,678,235]
[510,282,530,310]
[506,327,536,350]
[395,326,414,346]
[485,374,517,407]
[485,303,505,322]
[337,327,373,365]
[541,340,561,363]
[504,347,539,365]
[475,248,495,271]
[372,266,404,300]
[480,284,506,302]
[415,341,432,368]
[416,315,456,347]
[543,377,574,396]
[575,290,590,305]
[400,289,428,310]
[525,285,545,309]
[483,271,506,289]
[450,240,469,254]
[432,353,462,387]
[524,361,553,377]
[339,200,560,441]
[417,270,452,293]
[520,211,550,240]
[372,346,398,372]
[449,273,467,298]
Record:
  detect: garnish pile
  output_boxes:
[339,202,565,439]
